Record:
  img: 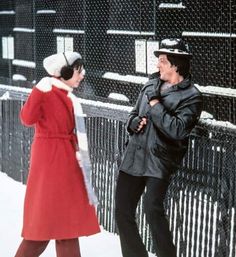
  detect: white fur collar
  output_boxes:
[51,77,73,92]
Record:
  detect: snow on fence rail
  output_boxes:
[0,88,236,256]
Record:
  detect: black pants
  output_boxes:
[115,171,176,257]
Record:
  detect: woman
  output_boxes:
[15,51,100,257]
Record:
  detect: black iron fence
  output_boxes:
[0,89,236,256]
[0,0,236,123]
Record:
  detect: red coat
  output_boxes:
[20,79,100,240]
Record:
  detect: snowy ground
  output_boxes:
[0,172,156,257]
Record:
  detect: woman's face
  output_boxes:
[64,66,85,88]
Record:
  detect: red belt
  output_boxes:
[35,132,78,150]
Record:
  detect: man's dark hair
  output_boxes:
[167,55,191,78]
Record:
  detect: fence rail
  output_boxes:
[0,94,236,256]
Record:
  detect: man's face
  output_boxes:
[157,54,176,82]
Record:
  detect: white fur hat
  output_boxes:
[43,51,82,77]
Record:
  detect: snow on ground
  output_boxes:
[0,172,156,257]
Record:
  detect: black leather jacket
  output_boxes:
[119,73,203,181]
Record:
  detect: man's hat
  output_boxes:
[154,38,192,58]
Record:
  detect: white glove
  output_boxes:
[35,77,52,92]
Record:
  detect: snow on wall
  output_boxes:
[0,10,15,15]
[0,83,235,130]
[13,27,35,33]
[159,2,186,9]
[53,29,84,34]
[36,10,56,14]
[182,31,236,38]
[12,59,36,68]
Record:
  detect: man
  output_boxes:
[115,38,203,257]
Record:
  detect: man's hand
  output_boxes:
[129,116,148,133]
[146,87,161,106]
[137,117,148,132]
[149,99,159,107]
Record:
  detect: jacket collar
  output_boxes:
[51,77,73,92]
[154,73,191,90]
[175,75,192,89]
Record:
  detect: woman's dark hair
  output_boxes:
[71,58,83,71]
[167,55,191,78]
